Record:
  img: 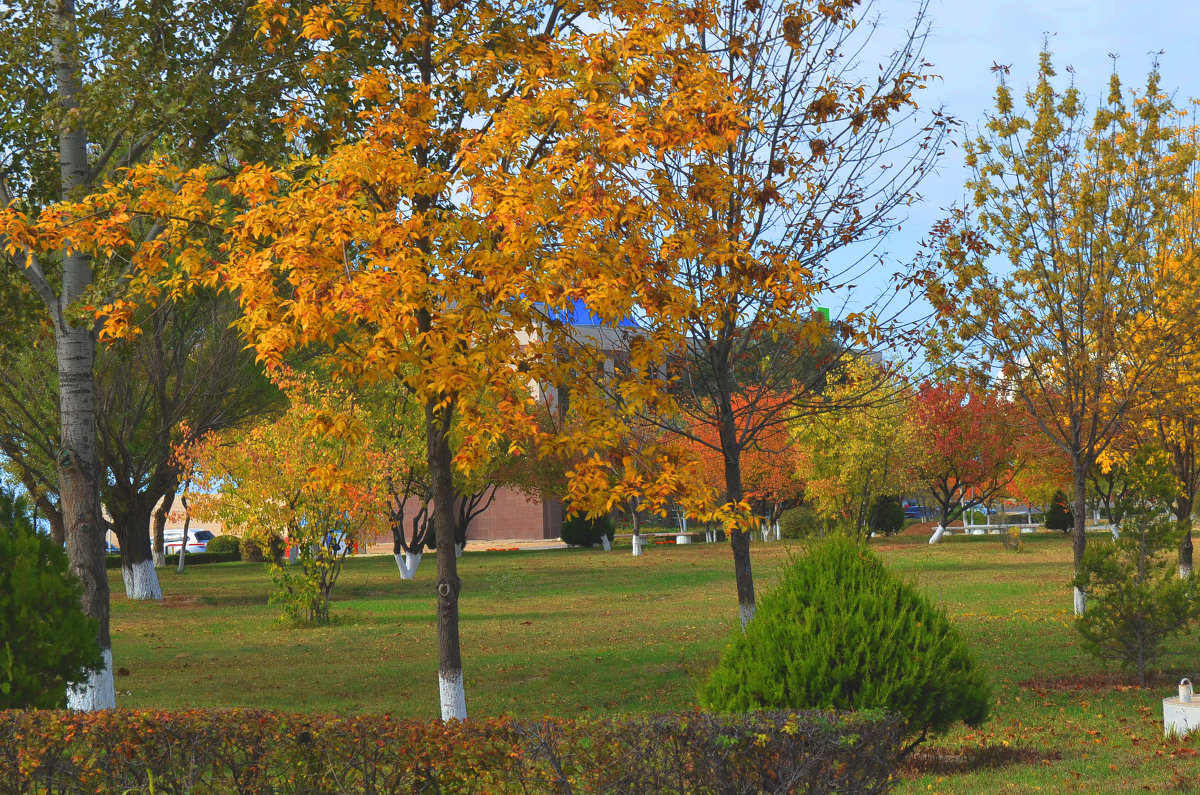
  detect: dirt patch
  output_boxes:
[1019,672,1159,692]
[901,744,1058,776]
[159,594,210,609]
[900,519,964,537]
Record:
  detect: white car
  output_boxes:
[164,529,215,554]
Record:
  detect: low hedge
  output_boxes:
[105,552,243,570]
[0,708,902,794]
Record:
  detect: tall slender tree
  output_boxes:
[933,51,1200,615]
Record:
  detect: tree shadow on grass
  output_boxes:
[901,744,1060,776]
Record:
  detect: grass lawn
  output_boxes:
[108,533,1200,793]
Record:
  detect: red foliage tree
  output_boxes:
[904,381,1024,530]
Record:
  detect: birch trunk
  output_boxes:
[55,0,113,710]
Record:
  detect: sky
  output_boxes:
[826,0,1200,323]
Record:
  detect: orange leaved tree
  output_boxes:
[182,369,386,625]
[86,1,738,719]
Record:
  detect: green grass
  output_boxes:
[108,533,1200,792]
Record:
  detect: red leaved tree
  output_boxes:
[904,381,1024,530]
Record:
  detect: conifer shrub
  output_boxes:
[1072,511,1198,685]
[1045,490,1074,532]
[868,494,905,536]
[560,513,614,548]
[699,536,991,747]
[0,517,104,708]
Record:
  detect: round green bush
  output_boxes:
[1045,490,1074,533]
[779,505,820,539]
[0,518,104,708]
[204,534,242,557]
[241,533,285,563]
[699,536,990,740]
[561,512,614,548]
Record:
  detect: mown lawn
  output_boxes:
[108,533,1200,792]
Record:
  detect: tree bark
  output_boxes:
[427,394,465,720]
[53,0,113,710]
[111,502,162,599]
[151,486,175,567]
[1072,456,1088,616]
[720,411,755,629]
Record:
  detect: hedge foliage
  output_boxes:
[105,552,243,570]
[0,708,901,794]
[560,512,615,548]
[700,536,990,741]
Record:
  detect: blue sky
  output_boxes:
[828,0,1200,323]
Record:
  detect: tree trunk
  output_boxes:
[1072,457,1088,616]
[151,486,175,567]
[629,498,642,557]
[176,492,191,574]
[37,493,65,546]
[721,434,755,629]
[55,0,113,710]
[1180,530,1193,580]
[111,503,162,599]
[427,395,465,720]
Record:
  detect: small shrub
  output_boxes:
[868,494,904,536]
[241,532,284,563]
[0,514,104,708]
[1045,490,1074,532]
[779,505,820,539]
[561,513,614,548]
[1072,511,1198,685]
[700,536,991,749]
[1002,525,1023,552]
[204,534,241,557]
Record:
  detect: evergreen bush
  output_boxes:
[560,513,614,548]
[0,509,104,708]
[1045,490,1074,532]
[1072,511,1198,685]
[868,494,905,536]
[699,536,991,747]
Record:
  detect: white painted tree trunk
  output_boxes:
[738,602,754,628]
[121,559,162,600]
[1074,586,1087,616]
[394,551,422,580]
[773,521,780,541]
[439,668,467,720]
[454,543,463,558]
[1181,561,1192,580]
[631,534,643,556]
[152,549,166,567]
[929,524,946,545]
[1112,524,1121,541]
[67,649,114,711]
[600,534,611,551]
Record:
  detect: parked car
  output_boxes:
[164,529,215,554]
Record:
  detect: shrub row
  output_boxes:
[105,552,243,570]
[0,708,902,794]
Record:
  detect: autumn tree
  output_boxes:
[185,370,385,624]
[0,0,375,706]
[932,50,1200,615]
[74,0,739,720]
[792,360,910,538]
[580,0,950,627]
[904,380,1023,533]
